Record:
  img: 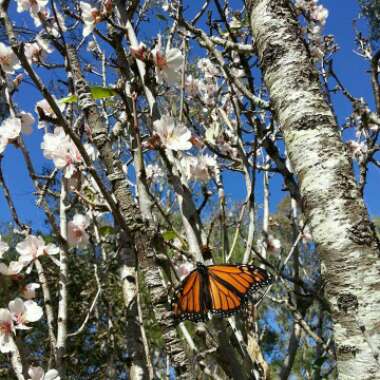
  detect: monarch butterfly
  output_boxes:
[172,262,272,322]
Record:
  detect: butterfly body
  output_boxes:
[173,263,271,322]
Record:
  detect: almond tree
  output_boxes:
[0,0,379,379]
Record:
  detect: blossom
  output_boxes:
[16,0,48,14]
[153,116,192,151]
[181,154,217,182]
[16,0,49,27]
[0,308,15,353]
[0,117,22,154]
[146,163,164,180]
[8,298,43,330]
[28,366,60,380]
[177,261,194,280]
[267,234,281,254]
[16,235,59,265]
[0,261,24,276]
[197,58,219,79]
[347,140,368,162]
[0,42,21,73]
[0,236,9,259]
[19,112,35,134]
[80,2,101,37]
[35,98,63,121]
[152,38,184,85]
[24,36,53,64]
[310,4,329,25]
[21,283,41,300]
[67,214,90,247]
[41,127,82,178]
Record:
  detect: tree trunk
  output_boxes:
[250,1,380,378]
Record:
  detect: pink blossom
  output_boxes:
[16,235,59,265]
[0,236,9,259]
[177,262,194,280]
[67,214,90,247]
[21,283,41,300]
[0,42,21,73]
[8,298,43,330]
[0,261,24,276]
[41,127,83,178]
[181,154,217,182]
[152,37,184,85]
[28,366,60,380]
[0,309,15,353]
[80,2,101,37]
[0,117,22,154]
[153,116,192,151]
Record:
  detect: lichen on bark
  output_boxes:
[250,0,380,378]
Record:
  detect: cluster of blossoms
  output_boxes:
[180,154,217,182]
[0,234,59,278]
[295,0,329,60]
[16,0,66,35]
[41,127,83,178]
[0,298,43,353]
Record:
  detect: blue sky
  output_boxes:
[0,0,379,233]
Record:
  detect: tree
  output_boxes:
[0,0,379,379]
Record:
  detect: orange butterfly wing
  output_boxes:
[173,269,209,322]
[207,264,271,317]
[173,264,271,322]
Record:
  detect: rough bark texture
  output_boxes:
[66,47,191,379]
[250,1,380,378]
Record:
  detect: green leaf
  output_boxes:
[58,86,118,104]
[156,14,168,21]
[162,230,176,241]
[99,225,114,237]
[90,86,118,99]
[59,94,77,104]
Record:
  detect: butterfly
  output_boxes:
[172,262,272,322]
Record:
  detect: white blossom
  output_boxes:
[152,37,184,85]
[28,366,60,380]
[35,98,63,123]
[0,236,9,259]
[16,0,48,14]
[41,127,82,178]
[21,283,41,300]
[153,116,192,151]
[67,214,90,247]
[0,117,22,154]
[0,261,24,276]
[181,154,217,182]
[177,261,194,280]
[197,58,219,79]
[16,235,59,265]
[8,298,43,330]
[0,42,21,73]
[80,2,101,37]
[19,112,35,134]
[267,234,281,254]
[0,309,15,353]
[24,36,53,64]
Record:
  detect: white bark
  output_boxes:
[250,1,380,378]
